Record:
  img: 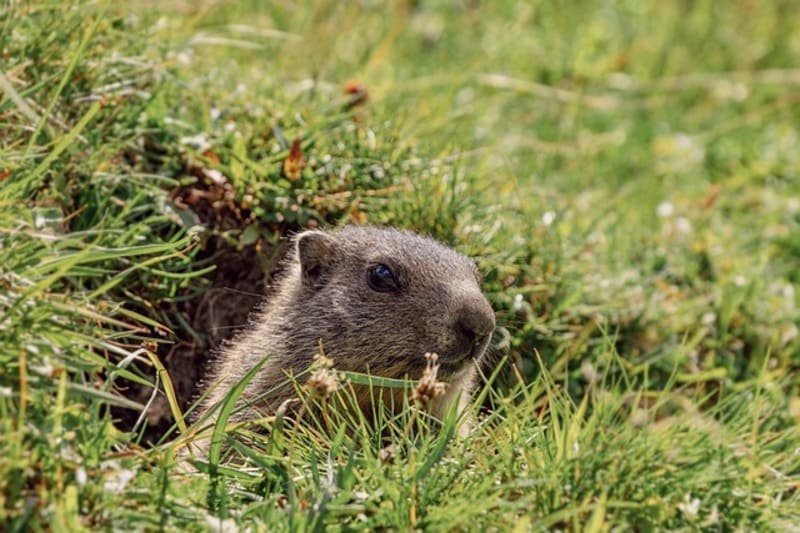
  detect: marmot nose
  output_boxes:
[455,300,496,347]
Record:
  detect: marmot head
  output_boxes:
[287,226,495,379]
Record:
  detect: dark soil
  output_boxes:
[111,169,294,444]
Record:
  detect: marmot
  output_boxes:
[196,225,495,439]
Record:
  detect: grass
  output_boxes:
[1,0,799,529]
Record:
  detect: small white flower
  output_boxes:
[733,275,747,287]
[677,493,701,519]
[180,133,211,152]
[30,358,54,377]
[202,169,226,185]
[24,344,40,355]
[675,217,692,234]
[704,504,720,525]
[103,468,136,493]
[75,467,88,487]
[781,324,798,345]
[657,201,674,218]
[542,211,556,226]
[204,515,238,533]
[581,360,599,383]
[701,312,716,326]
[512,294,524,312]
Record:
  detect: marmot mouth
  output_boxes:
[436,359,471,377]
[437,344,487,377]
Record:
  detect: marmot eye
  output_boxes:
[366,263,398,292]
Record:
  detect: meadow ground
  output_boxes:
[1,1,799,530]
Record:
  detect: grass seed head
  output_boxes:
[378,443,396,464]
[412,352,447,408]
[304,348,340,400]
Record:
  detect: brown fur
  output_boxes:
[196,226,495,436]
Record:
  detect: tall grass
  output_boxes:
[1,0,798,529]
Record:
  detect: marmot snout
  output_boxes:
[198,225,495,432]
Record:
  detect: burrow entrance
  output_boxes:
[109,167,298,445]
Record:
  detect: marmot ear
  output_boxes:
[295,230,336,288]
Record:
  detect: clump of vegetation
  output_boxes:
[1,0,798,529]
